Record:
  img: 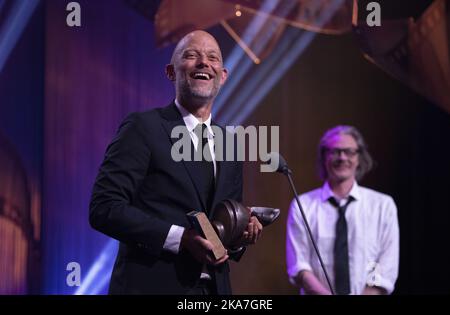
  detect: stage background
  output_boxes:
[0,0,449,294]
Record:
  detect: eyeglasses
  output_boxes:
[326,147,360,158]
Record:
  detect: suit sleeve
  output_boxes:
[89,113,171,257]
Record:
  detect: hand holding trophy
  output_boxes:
[187,199,280,259]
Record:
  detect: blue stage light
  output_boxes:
[0,0,40,73]
[74,239,118,295]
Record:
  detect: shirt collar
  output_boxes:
[175,99,214,138]
[321,180,361,202]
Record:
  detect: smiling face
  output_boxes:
[324,133,360,184]
[166,31,228,108]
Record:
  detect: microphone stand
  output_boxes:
[281,166,336,295]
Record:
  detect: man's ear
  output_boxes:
[220,68,228,85]
[165,64,175,81]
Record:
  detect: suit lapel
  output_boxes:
[160,103,208,212]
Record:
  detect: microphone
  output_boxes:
[266,152,291,175]
[266,152,335,295]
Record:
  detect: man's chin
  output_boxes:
[188,89,220,102]
[331,173,353,183]
[191,87,217,98]
[191,92,214,99]
[180,83,220,103]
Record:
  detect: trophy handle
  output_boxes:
[250,207,280,227]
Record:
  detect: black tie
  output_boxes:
[194,123,215,212]
[329,196,354,295]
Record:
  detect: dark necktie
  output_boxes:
[329,196,354,295]
[194,123,215,212]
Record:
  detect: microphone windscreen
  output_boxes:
[267,152,289,173]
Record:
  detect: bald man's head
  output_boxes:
[165,30,228,109]
[170,30,224,66]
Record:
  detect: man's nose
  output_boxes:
[196,54,210,68]
[337,150,348,160]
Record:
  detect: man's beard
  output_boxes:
[178,77,221,105]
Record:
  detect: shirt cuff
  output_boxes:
[163,225,185,254]
[288,263,313,286]
[366,263,395,294]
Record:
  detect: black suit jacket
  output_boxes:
[89,103,243,294]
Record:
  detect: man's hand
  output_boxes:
[362,286,387,295]
[238,215,263,246]
[296,270,332,295]
[181,228,228,266]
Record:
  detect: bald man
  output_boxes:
[89,30,262,295]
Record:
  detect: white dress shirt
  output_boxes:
[286,181,400,294]
[163,99,216,255]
